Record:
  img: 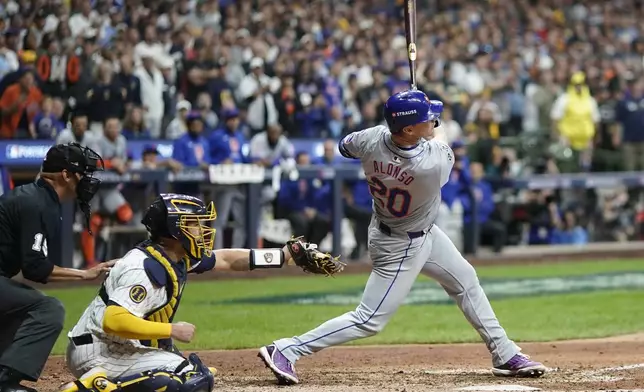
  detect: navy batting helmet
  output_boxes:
[384,90,444,133]
[142,194,217,260]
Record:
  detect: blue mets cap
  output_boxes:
[221,107,240,120]
[451,140,465,149]
[185,111,203,123]
[384,89,444,133]
[142,144,159,155]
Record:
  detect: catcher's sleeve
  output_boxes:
[102,305,172,340]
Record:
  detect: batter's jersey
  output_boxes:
[339,125,454,233]
[68,248,168,347]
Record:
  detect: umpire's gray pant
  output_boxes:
[213,185,246,249]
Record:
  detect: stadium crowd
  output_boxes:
[1,0,644,263]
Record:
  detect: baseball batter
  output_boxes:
[61,193,329,392]
[258,90,547,385]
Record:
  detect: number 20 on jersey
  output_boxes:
[368,176,412,217]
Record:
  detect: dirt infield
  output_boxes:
[36,333,644,392]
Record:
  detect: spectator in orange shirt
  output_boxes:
[0,69,43,139]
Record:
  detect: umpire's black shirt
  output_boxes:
[0,179,61,283]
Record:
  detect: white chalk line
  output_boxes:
[423,368,490,375]
[421,364,644,390]
[569,362,644,383]
[422,363,643,377]
[579,362,644,377]
[455,386,541,391]
[423,367,559,376]
[589,363,644,372]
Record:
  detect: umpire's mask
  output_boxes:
[42,142,104,234]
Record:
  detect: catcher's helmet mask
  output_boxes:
[142,194,217,260]
[384,89,444,138]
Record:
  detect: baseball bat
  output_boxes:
[404,0,418,90]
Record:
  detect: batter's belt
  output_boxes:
[377,221,433,239]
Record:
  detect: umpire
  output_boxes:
[0,143,113,392]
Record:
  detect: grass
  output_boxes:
[46,259,644,354]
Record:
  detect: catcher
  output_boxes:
[61,193,343,392]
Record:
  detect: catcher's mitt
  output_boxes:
[286,236,345,276]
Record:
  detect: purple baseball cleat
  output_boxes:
[258,344,299,385]
[492,353,547,378]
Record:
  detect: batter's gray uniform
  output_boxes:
[66,249,190,379]
[274,125,521,367]
[93,135,129,214]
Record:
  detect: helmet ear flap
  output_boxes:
[142,197,171,240]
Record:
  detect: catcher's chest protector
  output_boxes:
[99,241,188,348]
[139,243,188,348]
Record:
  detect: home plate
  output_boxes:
[455,386,540,391]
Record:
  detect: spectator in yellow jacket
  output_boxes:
[550,72,600,172]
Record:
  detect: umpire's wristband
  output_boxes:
[250,249,285,270]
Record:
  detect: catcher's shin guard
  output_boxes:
[59,368,117,392]
[182,353,215,392]
[60,354,215,392]
[114,370,185,392]
[59,356,215,392]
[59,368,179,392]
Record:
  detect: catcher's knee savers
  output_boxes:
[60,354,215,392]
